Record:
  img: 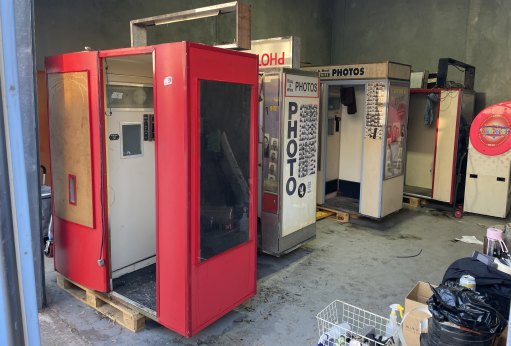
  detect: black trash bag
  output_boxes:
[427,283,506,334]
[421,318,497,346]
[443,257,511,319]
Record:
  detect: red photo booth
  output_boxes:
[46,42,258,336]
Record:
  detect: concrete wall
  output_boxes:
[34,0,332,69]
[330,0,511,108]
[35,1,510,107]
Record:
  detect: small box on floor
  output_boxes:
[403,281,435,346]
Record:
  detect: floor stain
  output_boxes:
[428,210,451,218]
[385,233,422,240]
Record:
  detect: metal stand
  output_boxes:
[130,1,251,50]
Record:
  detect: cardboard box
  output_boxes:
[403,281,435,346]
[498,326,508,346]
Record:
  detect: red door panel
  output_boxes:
[153,42,257,336]
[45,51,109,292]
[153,43,190,335]
[189,44,258,334]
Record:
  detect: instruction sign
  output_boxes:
[281,74,320,237]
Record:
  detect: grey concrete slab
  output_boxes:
[34,0,333,70]
[39,207,507,345]
[330,0,511,108]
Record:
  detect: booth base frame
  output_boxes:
[56,274,147,332]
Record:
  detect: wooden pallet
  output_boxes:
[56,274,146,332]
[316,210,335,221]
[317,205,358,224]
[403,196,425,208]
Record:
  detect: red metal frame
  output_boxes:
[99,46,154,58]
[152,42,191,334]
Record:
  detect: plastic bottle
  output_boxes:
[385,304,404,340]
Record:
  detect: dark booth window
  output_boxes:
[199,80,251,261]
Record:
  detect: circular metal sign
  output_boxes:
[470,101,511,156]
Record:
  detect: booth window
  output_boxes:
[121,123,143,158]
[199,80,251,261]
[383,82,409,179]
[106,85,154,109]
[69,174,76,205]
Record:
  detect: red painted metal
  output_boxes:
[152,42,189,335]
[45,51,109,292]
[47,42,258,337]
[470,101,511,156]
[262,192,279,213]
[99,46,154,58]
[188,43,258,336]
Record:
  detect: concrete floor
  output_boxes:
[39,206,507,345]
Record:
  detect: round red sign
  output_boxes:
[470,101,511,156]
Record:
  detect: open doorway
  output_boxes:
[404,89,474,210]
[103,54,157,314]
[319,82,365,214]
[404,92,437,199]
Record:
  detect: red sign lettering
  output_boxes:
[258,52,285,67]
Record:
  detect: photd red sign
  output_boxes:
[470,101,511,156]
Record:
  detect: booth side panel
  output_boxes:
[153,43,189,335]
[432,90,460,203]
[381,176,405,217]
[465,144,511,218]
[360,138,383,217]
[188,44,258,335]
[45,52,109,292]
[280,73,320,238]
[260,73,282,254]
